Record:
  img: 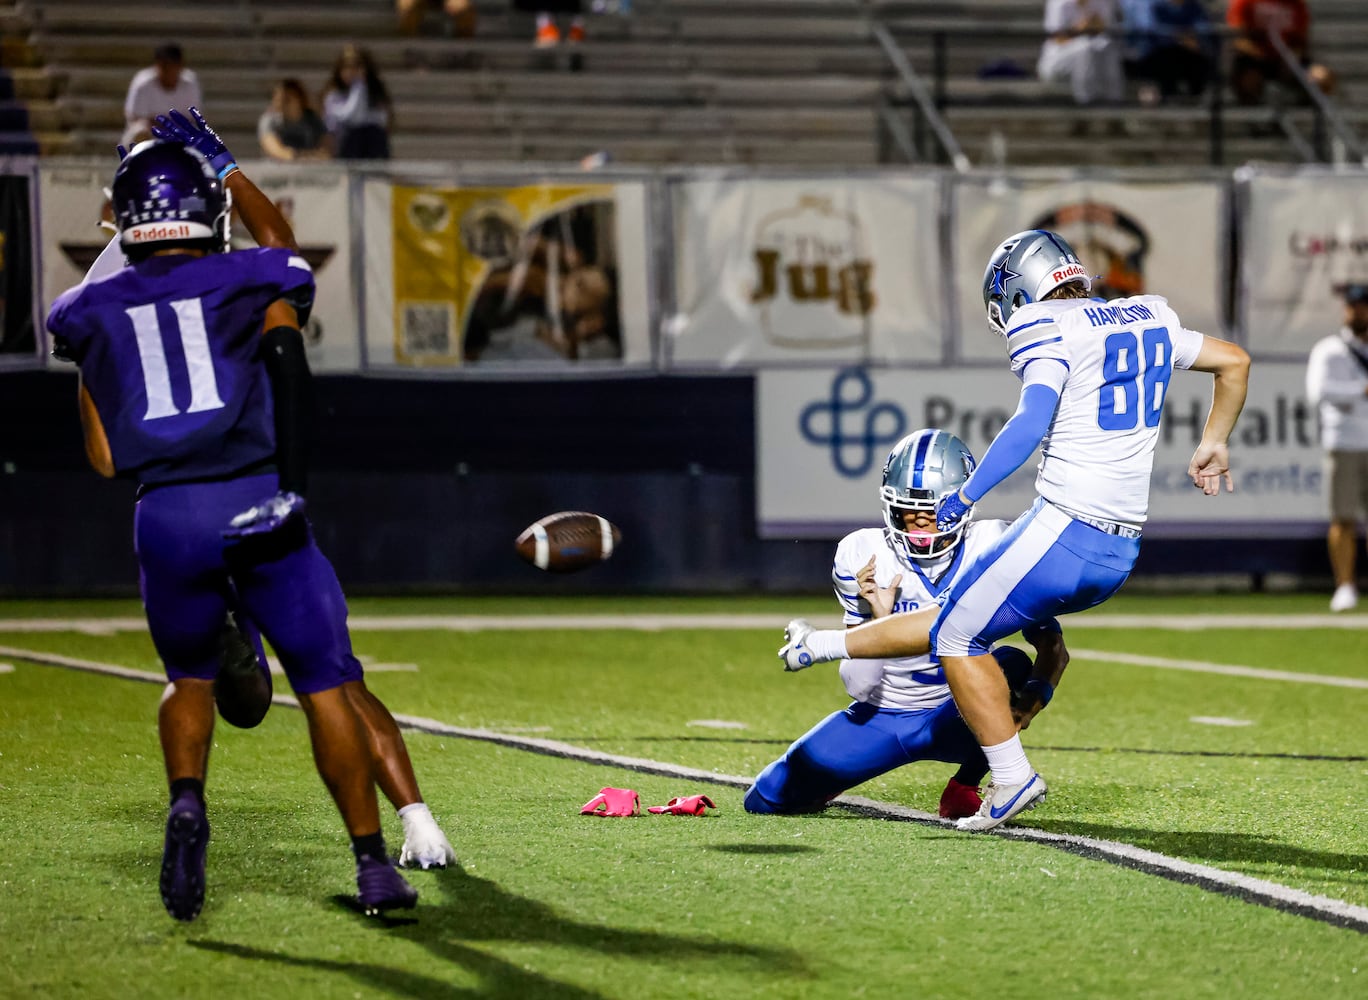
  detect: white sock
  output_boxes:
[398,801,433,824]
[982,735,1033,786]
[806,629,849,662]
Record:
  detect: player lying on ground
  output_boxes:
[781,229,1250,832]
[748,430,1069,817]
[48,121,419,920]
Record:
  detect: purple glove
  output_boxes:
[934,489,972,533]
[223,491,306,540]
[150,107,238,178]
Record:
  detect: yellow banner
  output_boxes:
[391,183,616,365]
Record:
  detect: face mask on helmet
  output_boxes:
[879,429,978,565]
[982,229,1092,337]
[112,140,230,259]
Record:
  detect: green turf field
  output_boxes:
[1,593,1365,998]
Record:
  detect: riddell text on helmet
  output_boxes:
[129,223,194,241]
[1051,264,1088,283]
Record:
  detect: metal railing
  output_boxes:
[1265,28,1366,165]
[872,21,1364,169]
[868,19,970,172]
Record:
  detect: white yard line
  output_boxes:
[4,614,1363,689]
[1073,649,1368,689]
[4,641,1367,935]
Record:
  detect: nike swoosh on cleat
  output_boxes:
[989,775,1041,819]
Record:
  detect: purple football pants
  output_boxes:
[134,472,363,694]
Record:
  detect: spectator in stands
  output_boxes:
[514,0,586,50]
[1122,0,1214,103]
[398,0,478,37]
[258,79,332,163]
[122,44,202,148]
[1226,0,1335,105]
[1038,0,1126,105]
[322,46,392,161]
[1305,284,1368,613]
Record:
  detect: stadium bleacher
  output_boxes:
[0,0,1364,167]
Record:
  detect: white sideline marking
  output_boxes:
[1190,716,1254,727]
[0,663,13,673]
[2,612,1368,634]
[5,641,1368,934]
[688,720,749,730]
[1074,648,1368,689]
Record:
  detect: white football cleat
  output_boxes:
[398,807,457,870]
[779,619,817,672]
[955,772,1047,832]
[1330,584,1358,613]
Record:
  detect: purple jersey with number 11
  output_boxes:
[47,247,315,485]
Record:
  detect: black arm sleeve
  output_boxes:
[261,325,313,495]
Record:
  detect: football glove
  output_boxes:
[580,787,641,817]
[779,618,817,671]
[934,489,972,533]
[222,491,306,540]
[151,107,238,179]
[648,795,716,816]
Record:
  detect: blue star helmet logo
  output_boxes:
[988,245,1022,297]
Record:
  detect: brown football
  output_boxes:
[515,511,622,573]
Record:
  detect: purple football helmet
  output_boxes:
[111,140,229,257]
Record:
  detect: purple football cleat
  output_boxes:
[356,855,418,916]
[160,795,210,921]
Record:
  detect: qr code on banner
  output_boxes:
[400,302,454,356]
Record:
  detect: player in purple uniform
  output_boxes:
[47,131,418,920]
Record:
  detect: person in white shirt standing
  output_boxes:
[1305,284,1368,612]
[779,229,1250,832]
[122,44,203,148]
[1039,0,1125,105]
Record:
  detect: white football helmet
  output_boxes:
[880,429,977,564]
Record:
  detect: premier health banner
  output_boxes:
[758,364,1324,539]
[38,161,359,371]
[363,178,652,369]
[952,177,1226,360]
[1240,170,1368,355]
[667,176,945,367]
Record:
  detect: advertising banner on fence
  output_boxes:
[667,176,945,367]
[1240,171,1368,355]
[38,161,359,371]
[363,178,651,369]
[758,363,1323,539]
[952,177,1226,361]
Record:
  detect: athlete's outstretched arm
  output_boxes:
[151,107,298,251]
[225,170,298,252]
[1185,336,1250,495]
[934,363,1063,528]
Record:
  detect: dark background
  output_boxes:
[0,370,1332,596]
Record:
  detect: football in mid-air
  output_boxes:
[515,511,621,573]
